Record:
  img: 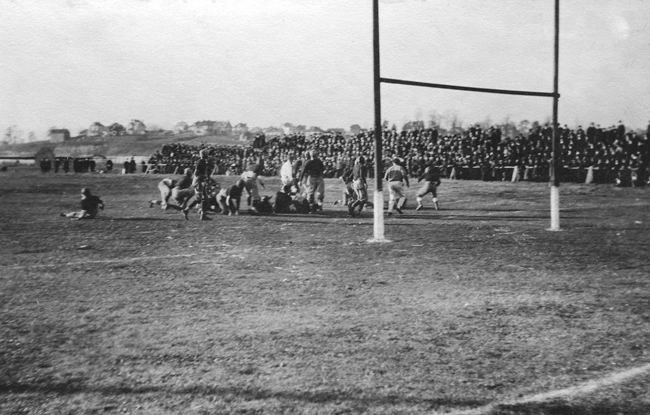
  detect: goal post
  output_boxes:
[370,0,561,241]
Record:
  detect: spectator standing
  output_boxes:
[129,157,136,174]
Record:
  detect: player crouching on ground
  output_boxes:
[298,149,326,213]
[384,157,409,215]
[273,184,294,213]
[149,168,194,211]
[241,160,265,213]
[61,188,104,220]
[216,179,246,216]
[415,164,441,211]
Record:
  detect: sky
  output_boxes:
[1,0,649,141]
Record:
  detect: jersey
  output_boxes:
[174,175,192,190]
[224,184,244,199]
[384,164,407,182]
[418,167,441,184]
[352,164,367,182]
[247,163,264,175]
[273,191,293,213]
[300,158,325,180]
[195,158,211,179]
[81,195,103,212]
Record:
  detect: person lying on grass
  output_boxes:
[61,188,104,220]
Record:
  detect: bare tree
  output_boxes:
[4,125,22,144]
[427,110,442,129]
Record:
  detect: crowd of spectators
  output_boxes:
[147,121,650,186]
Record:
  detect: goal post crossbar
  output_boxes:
[380,77,559,98]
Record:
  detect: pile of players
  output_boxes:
[149,148,314,220]
[148,148,442,220]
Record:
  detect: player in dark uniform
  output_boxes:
[216,179,246,215]
[415,165,441,211]
[273,184,294,214]
[182,149,215,220]
[334,164,355,208]
[61,188,105,220]
[298,150,326,213]
[348,156,368,217]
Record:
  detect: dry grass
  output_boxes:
[1,169,649,414]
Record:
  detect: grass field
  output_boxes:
[1,169,649,414]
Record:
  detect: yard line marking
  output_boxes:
[3,254,196,270]
[440,199,471,204]
[438,362,650,415]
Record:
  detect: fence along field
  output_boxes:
[1,170,649,414]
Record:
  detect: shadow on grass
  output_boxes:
[0,381,486,410]
[489,400,650,415]
[106,217,172,221]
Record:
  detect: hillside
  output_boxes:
[0,134,249,159]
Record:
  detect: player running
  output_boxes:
[415,165,441,211]
[182,149,214,220]
[384,157,409,216]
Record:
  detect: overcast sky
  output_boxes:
[1,0,649,139]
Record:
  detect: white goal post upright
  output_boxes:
[369,0,389,243]
[549,0,561,231]
[371,0,561,238]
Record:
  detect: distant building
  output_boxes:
[48,129,70,143]
[350,124,362,135]
[232,123,249,136]
[327,128,346,135]
[190,121,215,136]
[282,123,296,135]
[402,121,425,131]
[174,121,189,134]
[87,122,106,137]
[264,126,284,138]
[189,120,231,136]
[305,126,324,137]
[107,123,126,136]
[214,121,232,136]
[126,119,147,135]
